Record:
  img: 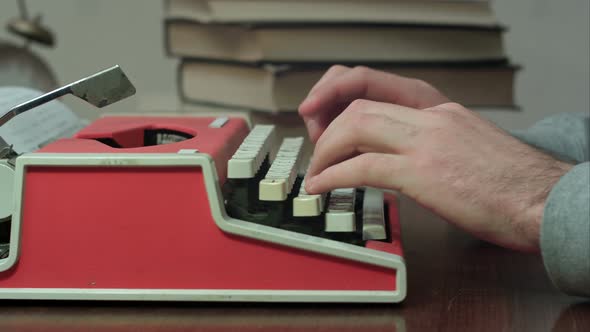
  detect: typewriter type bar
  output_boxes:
[325,188,356,232]
[259,137,304,201]
[227,125,275,179]
[362,188,387,240]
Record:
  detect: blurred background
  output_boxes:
[0,0,588,130]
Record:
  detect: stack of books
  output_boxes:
[164,0,516,158]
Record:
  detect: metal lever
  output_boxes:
[0,65,136,127]
[0,137,13,159]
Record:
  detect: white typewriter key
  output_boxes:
[208,116,229,128]
[227,125,275,179]
[325,188,356,232]
[362,188,387,240]
[259,179,288,201]
[293,177,325,217]
[259,137,304,201]
[177,149,199,154]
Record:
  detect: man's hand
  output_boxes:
[298,65,450,142]
[305,100,573,252]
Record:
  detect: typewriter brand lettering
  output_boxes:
[100,159,139,166]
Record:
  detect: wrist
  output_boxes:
[514,159,574,252]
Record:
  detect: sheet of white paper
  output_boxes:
[0,86,86,154]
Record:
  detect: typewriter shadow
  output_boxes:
[0,301,406,332]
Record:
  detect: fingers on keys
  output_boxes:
[293,175,326,217]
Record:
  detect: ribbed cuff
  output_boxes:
[541,162,590,297]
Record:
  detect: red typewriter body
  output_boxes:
[0,116,406,302]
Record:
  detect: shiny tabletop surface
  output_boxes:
[0,196,588,332]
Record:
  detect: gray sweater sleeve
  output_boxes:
[511,112,590,297]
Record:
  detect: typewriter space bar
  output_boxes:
[362,188,387,240]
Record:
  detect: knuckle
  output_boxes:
[351,65,373,78]
[427,102,468,126]
[326,64,349,75]
[346,98,371,112]
[347,112,381,136]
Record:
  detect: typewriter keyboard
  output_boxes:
[223,125,389,246]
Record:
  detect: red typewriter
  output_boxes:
[0,115,406,303]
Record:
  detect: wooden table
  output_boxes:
[0,196,588,331]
